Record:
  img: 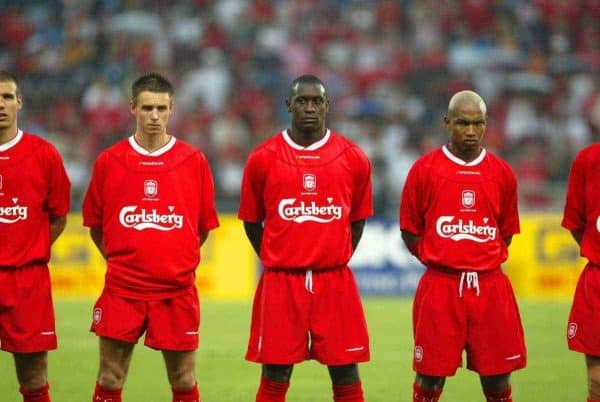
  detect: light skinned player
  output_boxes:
[82,73,219,402]
[0,71,71,402]
[400,90,526,402]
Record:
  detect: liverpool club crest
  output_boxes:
[461,190,475,208]
[303,173,317,192]
[144,179,158,198]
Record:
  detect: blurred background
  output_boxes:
[2,0,599,216]
[1,2,597,400]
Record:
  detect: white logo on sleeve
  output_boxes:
[0,198,28,223]
[435,216,497,242]
[277,198,343,223]
[596,216,600,232]
[119,205,184,231]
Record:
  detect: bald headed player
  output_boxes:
[400,90,526,402]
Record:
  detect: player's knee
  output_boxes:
[18,373,47,391]
[589,374,600,398]
[480,373,510,393]
[97,365,127,389]
[262,364,293,383]
[328,364,360,385]
[167,368,196,390]
[416,373,445,390]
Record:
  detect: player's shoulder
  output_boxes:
[246,131,282,162]
[412,147,443,169]
[171,137,209,163]
[20,131,60,155]
[329,130,368,158]
[483,149,512,170]
[574,142,600,163]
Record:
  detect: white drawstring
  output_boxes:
[458,272,480,297]
[305,270,314,294]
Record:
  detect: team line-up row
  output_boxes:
[1,71,598,402]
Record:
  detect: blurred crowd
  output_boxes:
[1,0,599,215]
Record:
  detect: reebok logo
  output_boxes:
[435,216,497,243]
[119,206,184,231]
[277,198,343,223]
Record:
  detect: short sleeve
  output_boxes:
[498,164,520,238]
[349,147,373,222]
[562,151,587,233]
[238,151,266,223]
[197,153,219,233]
[399,161,425,236]
[44,144,71,218]
[82,154,105,228]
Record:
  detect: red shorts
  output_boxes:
[91,286,200,351]
[246,266,370,365]
[0,264,57,353]
[413,267,526,376]
[567,263,600,355]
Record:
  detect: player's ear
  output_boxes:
[16,94,22,111]
[285,97,292,113]
[129,99,136,115]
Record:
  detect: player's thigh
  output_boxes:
[568,264,600,355]
[246,270,311,364]
[466,271,526,375]
[310,267,369,365]
[91,291,147,344]
[0,265,56,353]
[145,287,200,351]
[13,351,48,388]
[412,269,465,377]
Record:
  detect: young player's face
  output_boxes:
[130,91,173,137]
[286,83,329,134]
[0,81,22,134]
[444,102,486,160]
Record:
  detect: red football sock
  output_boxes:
[255,376,290,402]
[332,381,364,402]
[413,382,442,402]
[484,386,512,402]
[20,383,50,402]
[588,399,600,402]
[93,382,122,402]
[172,383,200,402]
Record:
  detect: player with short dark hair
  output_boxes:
[400,90,526,402]
[83,72,219,402]
[562,139,600,402]
[238,74,373,402]
[0,71,71,402]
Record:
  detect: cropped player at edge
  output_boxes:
[238,75,373,402]
[562,127,600,401]
[0,71,71,402]
[399,90,526,402]
[82,73,219,402]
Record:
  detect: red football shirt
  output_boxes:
[82,136,219,299]
[400,146,520,272]
[562,143,600,265]
[238,129,373,270]
[0,130,71,267]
